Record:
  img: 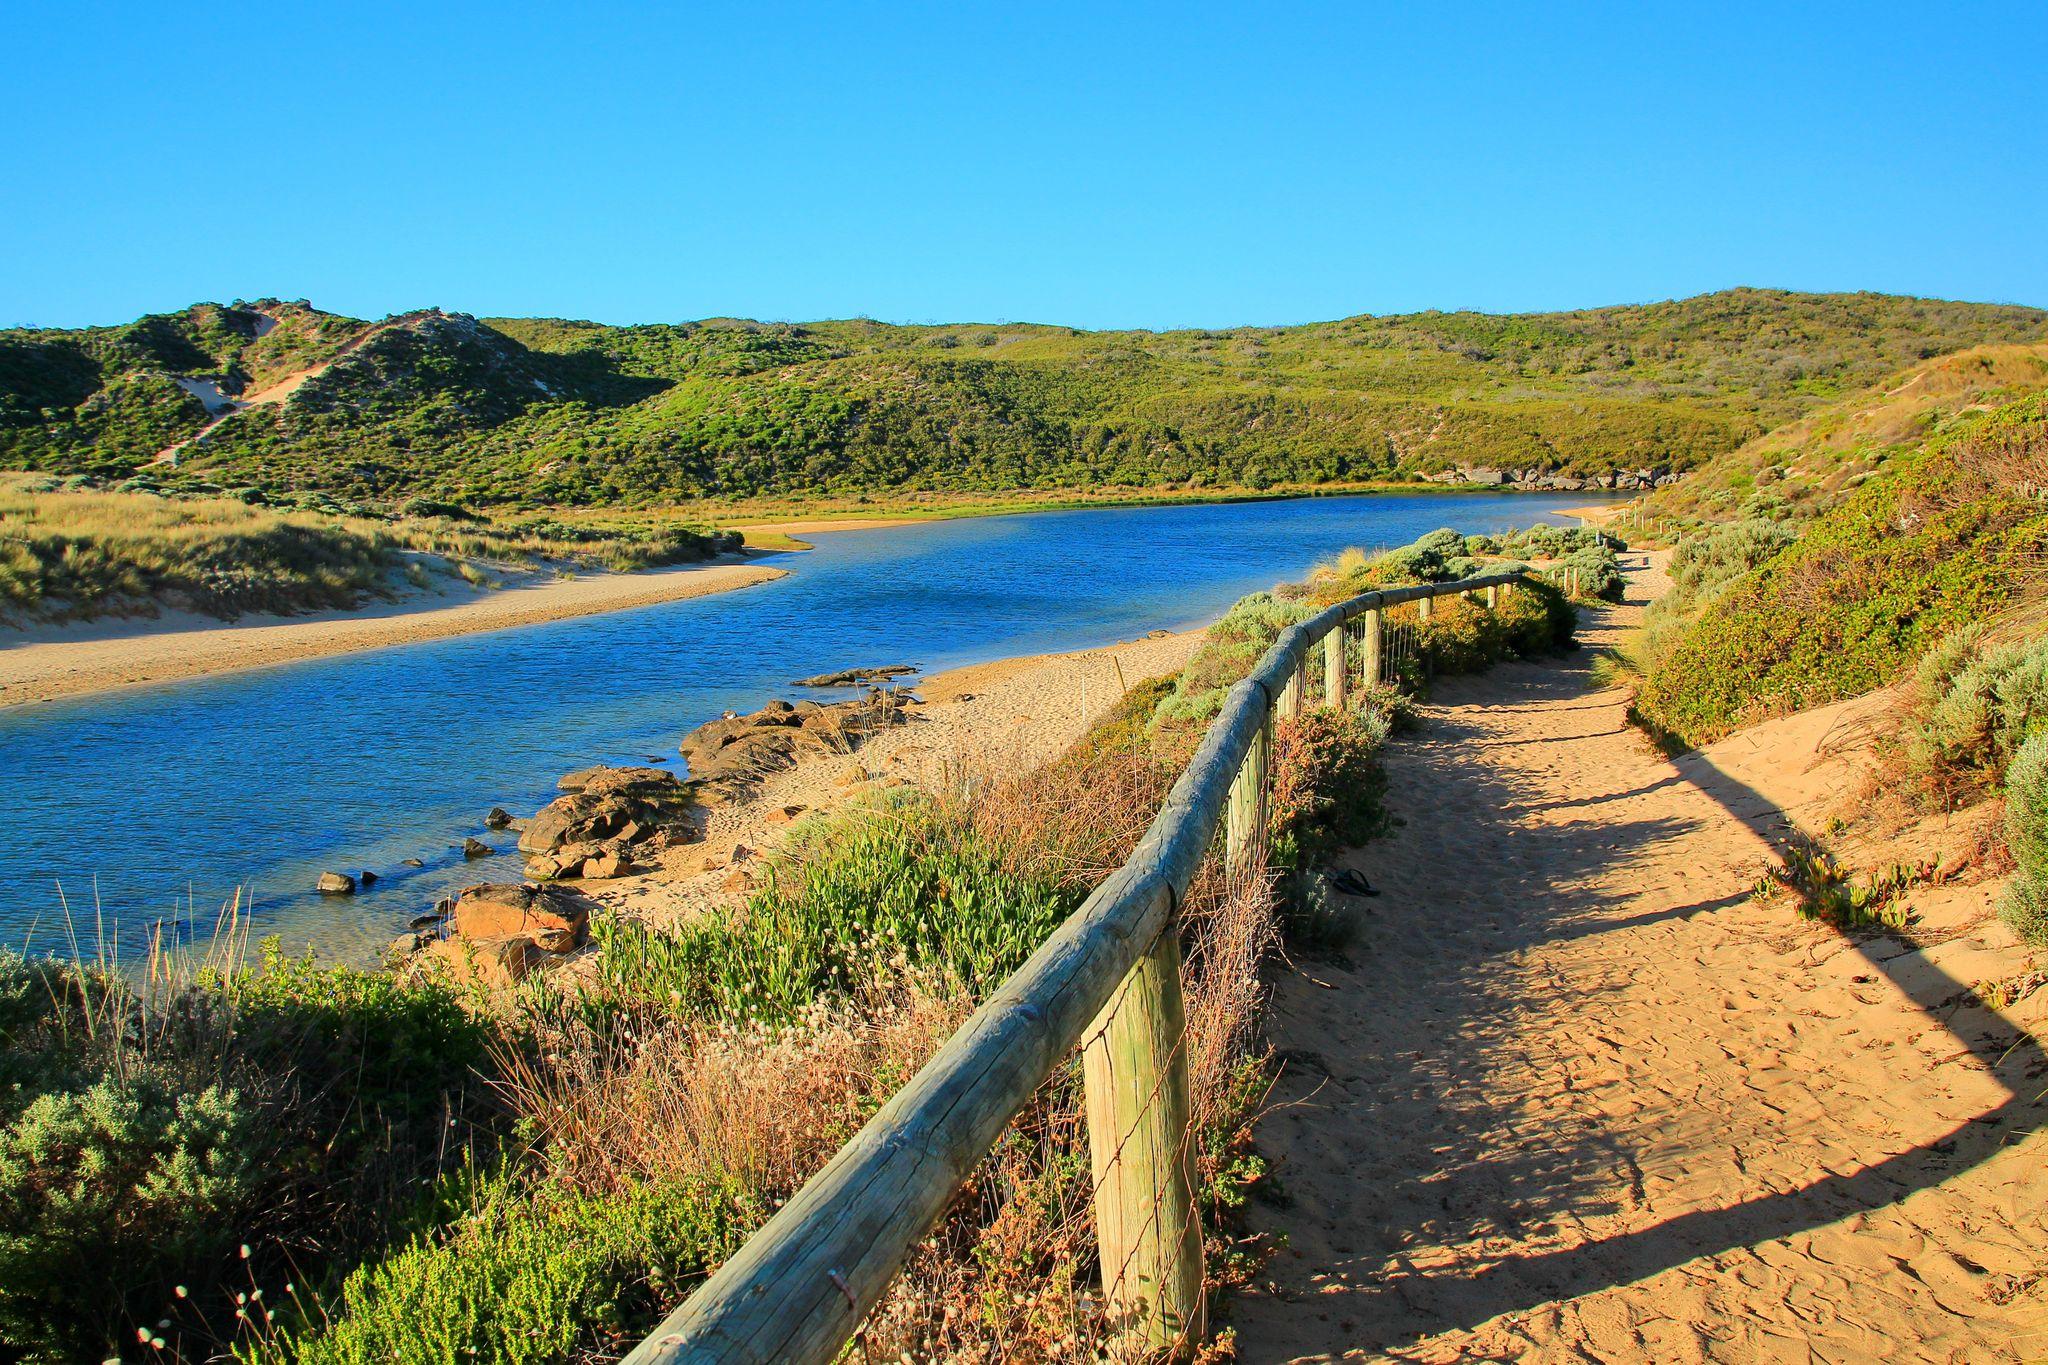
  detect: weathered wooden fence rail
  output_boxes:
[624,568,1540,1365]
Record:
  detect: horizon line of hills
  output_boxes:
[3,286,2046,511]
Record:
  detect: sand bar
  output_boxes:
[0,561,787,710]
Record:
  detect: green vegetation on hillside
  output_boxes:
[1633,394,2047,745]
[5,291,2042,511]
[1640,341,2048,525]
[1597,338,2048,954]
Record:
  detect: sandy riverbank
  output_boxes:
[1558,502,1625,524]
[0,560,788,709]
[587,627,1208,931]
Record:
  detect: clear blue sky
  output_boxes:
[4,1,2043,330]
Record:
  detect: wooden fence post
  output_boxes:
[1485,583,1499,610]
[1321,629,1346,711]
[1416,595,1434,681]
[1276,663,1305,719]
[1225,695,1270,870]
[1361,609,1382,690]
[1083,925,1204,1358]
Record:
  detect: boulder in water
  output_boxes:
[316,872,356,896]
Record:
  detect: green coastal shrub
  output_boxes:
[594,794,1076,1025]
[1903,628,2048,790]
[0,1076,262,1356]
[1556,543,1626,601]
[1153,592,1316,727]
[1483,524,1622,561]
[1268,705,1393,872]
[0,945,504,1362]
[2000,733,2048,946]
[1641,517,1803,667]
[1635,396,2048,747]
[1412,583,1575,675]
[256,1175,759,1365]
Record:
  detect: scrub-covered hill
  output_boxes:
[4,289,2043,511]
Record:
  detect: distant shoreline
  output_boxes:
[716,481,1616,548]
[0,559,787,711]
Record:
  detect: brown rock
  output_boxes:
[316,871,356,896]
[679,698,909,802]
[521,767,691,855]
[417,934,538,989]
[792,665,916,687]
[581,850,629,879]
[764,804,805,824]
[484,807,514,829]
[723,866,754,893]
[450,883,595,953]
[462,837,495,859]
[578,766,684,798]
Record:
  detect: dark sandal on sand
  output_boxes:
[1330,868,1380,898]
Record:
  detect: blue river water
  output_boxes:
[0,491,1609,962]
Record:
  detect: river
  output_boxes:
[0,491,1611,962]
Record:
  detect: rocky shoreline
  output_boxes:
[374,687,922,987]
[1426,463,1680,492]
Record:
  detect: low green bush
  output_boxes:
[1268,705,1393,872]
[0,945,504,1362]
[1411,583,1574,676]
[1153,592,1316,728]
[1903,627,2048,791]
[1634,396,2048,747]
[593,794,1077,1025]
[2001,733,2048,947]
[253,1174,759,1365]
[0,1075,262,1354]
[1641,517,1802,667]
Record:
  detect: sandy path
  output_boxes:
[0,561,785,709]
[1234,555,2048,1361]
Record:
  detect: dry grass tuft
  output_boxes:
[501,981,967,1202]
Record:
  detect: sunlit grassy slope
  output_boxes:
[4,289,2043,511]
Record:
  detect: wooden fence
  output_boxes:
[623,568,1539,1364]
